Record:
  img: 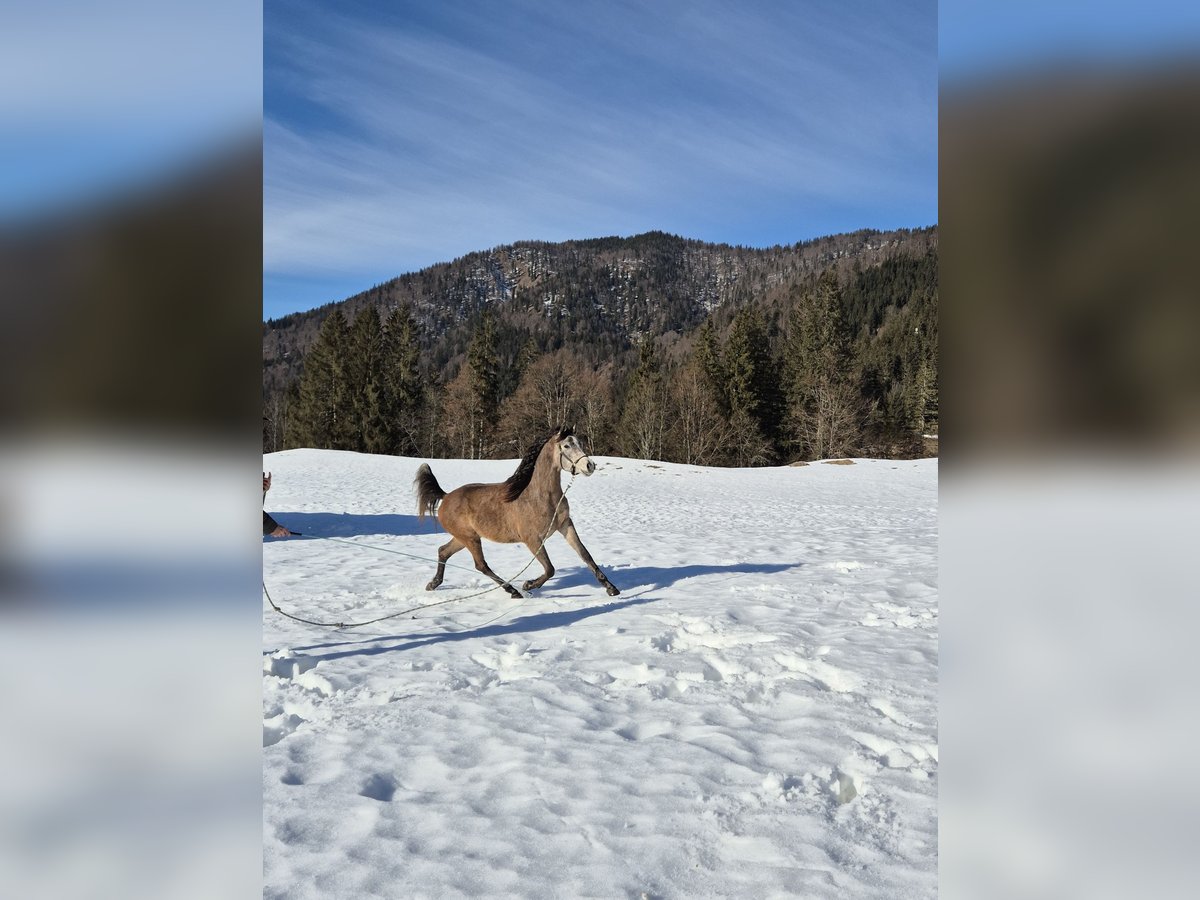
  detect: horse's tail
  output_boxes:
[414,463,446,522]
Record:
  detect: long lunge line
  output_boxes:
[262,576,523,630]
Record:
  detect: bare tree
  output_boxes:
[621,379,672,461]
[263,390,286,453]
[794,379,863,460]
[577,366,615,455]
[438,368,491,459]
[497,350,589,456]
[670,366,734,465]
[620,340,673,461]
[726,408,776,467]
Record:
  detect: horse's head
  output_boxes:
[555,426,595,476]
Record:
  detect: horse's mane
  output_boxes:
[502,425,573,502]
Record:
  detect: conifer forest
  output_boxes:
[263,227,937,464]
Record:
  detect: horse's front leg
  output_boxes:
[465,537,522,598]
[521,542,554,592]
[558,519,619,596]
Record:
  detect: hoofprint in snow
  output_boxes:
[263,451,937,899]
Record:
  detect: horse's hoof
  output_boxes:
[521,580,537,592]
[425,581,439,591]
[606,584,620,596]
[505,587,521,598]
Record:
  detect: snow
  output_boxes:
[263,450,937,898]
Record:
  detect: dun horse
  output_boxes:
[414,426,621,598]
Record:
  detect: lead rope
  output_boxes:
[263,474,576,631]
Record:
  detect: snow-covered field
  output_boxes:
[263,450,938,898]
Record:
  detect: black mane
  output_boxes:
[502,426,573,502]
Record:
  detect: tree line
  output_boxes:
[264,258,937,464]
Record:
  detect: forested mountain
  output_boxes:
[264,226,937,463]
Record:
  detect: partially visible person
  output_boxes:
[263,472,292,538]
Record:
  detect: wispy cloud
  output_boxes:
[265,0,935,310]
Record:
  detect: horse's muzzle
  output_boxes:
[578,456,596,476]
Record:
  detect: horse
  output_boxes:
[413,425,621,598]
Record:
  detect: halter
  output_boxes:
[558,441,591,476]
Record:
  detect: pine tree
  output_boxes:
[724,305,781,456]
[514,336,541,387]
[785,272,852,398]
[288,309,352,449]
[382,305,425,455]
[783,273,860,459]
[693,317,729,413]
[909,358,937,435]
[347,306,386,453]
[439,311,501,458]
[467,310,499,391]
[852,271,938,453]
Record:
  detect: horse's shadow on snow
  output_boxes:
[270,511,434,539]
[555,561,800,593]
[300,596,660,664]
[282,560,802,663]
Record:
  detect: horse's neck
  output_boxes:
[530,446,563,501]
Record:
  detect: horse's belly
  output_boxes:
[477,519,521,544]
[440,487,520,544]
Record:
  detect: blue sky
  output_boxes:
[1,1,261,221]
[264,0,937,319]
[940,1,1200,85]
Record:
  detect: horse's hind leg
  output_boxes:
[558,518,619,596]
[465,537,522,598]
[521,543,554,592]
[426,537,464,591]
